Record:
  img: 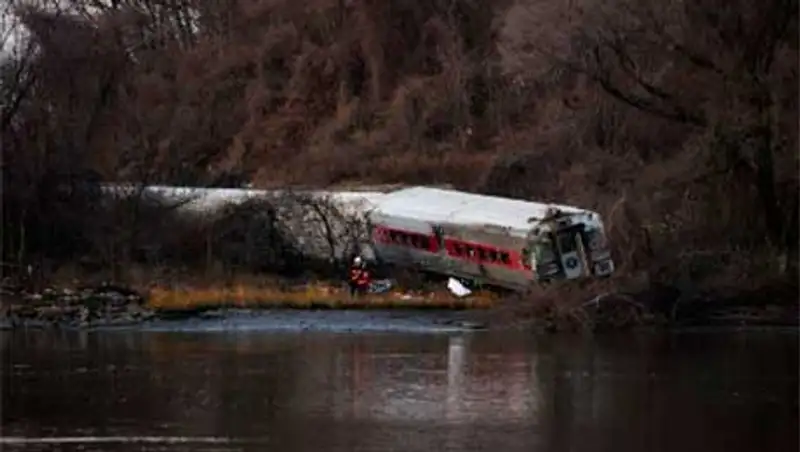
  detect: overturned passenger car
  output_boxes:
[365,187,615,291]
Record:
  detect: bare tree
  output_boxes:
[524,0,797,265]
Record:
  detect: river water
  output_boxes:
[1,318,797,452]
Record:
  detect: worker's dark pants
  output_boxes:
[349,282,368,297]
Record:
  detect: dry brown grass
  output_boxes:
[147,283,498,311]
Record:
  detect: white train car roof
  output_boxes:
[372,187,599,233]
[315,191,387,217]
[99,184,386,217]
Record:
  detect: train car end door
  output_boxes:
[555,229,586,280]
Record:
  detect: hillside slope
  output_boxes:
[2,0,797,292]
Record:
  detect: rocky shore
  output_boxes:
[1,283,155,329]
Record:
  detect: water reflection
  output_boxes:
[320,334,543,425]
[2,328,798,452]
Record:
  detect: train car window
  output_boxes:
[477,248,487,261]
[433,226,445,250]
[557,231,578,253]
[500,252,511,265]
[488,250,499,263]
[454,244,465,256]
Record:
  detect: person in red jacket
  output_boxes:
[348,256,372,297]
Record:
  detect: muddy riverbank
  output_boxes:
[0,281,492,331]
[1,279,795,332]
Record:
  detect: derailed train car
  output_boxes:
[99,183,614,291]
[365,187,615,291]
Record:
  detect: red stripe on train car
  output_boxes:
[372,226,439,252]
[372,225,531,273]
[442,238,529,271]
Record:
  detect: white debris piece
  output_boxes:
[368,279,393,294]
[447,278,472,298]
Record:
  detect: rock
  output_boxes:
[459,321,487,330]
[78,306,90,323]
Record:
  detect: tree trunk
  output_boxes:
[754,84,782,248]
[783,190,798,277]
